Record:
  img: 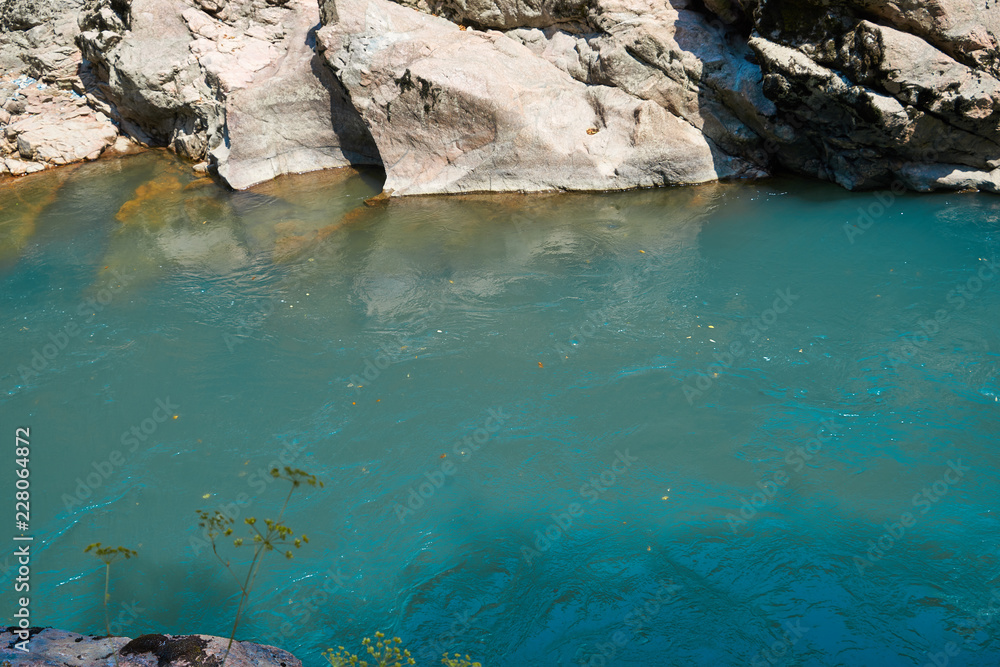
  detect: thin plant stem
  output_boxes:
[105,561,122,667]
[103,562,111,636]
[223,484,297,662]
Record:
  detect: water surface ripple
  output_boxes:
[1,155,999,666]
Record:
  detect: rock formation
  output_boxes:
[1,77,123,175]
[315,0,761,195]
[0,0,998,193]
[745,0,1000,191]
[0,628,302,667]
[0,0,85,86]
[75,0,381,188]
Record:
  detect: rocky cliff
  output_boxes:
[1,0,998,193]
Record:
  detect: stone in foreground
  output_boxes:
[0,628,301,667]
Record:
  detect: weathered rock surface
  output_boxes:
[0,0,86,85]
[2,0,999,194]
[844,0,999,79]
[1,75,123,176]
[0,628,302,667]
[505,0,777,167]
[743,0,1000,191]
[76,0,380,188]
[316,0,759,195]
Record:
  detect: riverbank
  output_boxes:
[1,0,997,195]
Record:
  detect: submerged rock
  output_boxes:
[0,628,301,667]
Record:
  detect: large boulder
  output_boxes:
[848,0,999,78]
[4,0,999,194]
[363,0,1000,194]
[506,0,777,168]
[390,0,590,30]
[316,0,759,195]
[76,0,380,188]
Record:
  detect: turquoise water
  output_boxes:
[2,153,1000,666]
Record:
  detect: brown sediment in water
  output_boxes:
[183,177,215,191]
[114,175,185,225]
[248,165,361,200]
[319,204,373,239]
[182,194,229,225]
[0,165,78,265]
[271,204,378,263]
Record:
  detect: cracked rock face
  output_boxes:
[4,0,1000,194]
[0,0,86,85]
[317,0,999,194]
[316,0,761,195]
[75,0,380,188]
[745,0,1000,191]
[0,628,301,667]
[1,77,123,177]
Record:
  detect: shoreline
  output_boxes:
[2,0,998,196]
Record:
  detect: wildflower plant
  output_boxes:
[197,466,323,660]
[441,655,482,667]
[323,633,415,667]
[84,543,137,667]
[84,543,137,637]
[322,635,483,667]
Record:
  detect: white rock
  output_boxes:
[317,0,757,195]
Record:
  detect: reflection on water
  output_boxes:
[1,155,999,667]
[0,165,77,268]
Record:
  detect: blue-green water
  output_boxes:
[2,153,1000,666]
